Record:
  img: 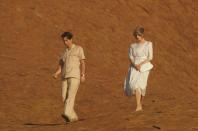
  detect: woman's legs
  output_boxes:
[135,88,142,111]
[141,95,144,105]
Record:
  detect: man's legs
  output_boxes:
[62,79,68,102]
[64,78,80,121]
[61,79,70,122]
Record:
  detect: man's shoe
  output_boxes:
[61,114,70,122]
[69,118,78,122]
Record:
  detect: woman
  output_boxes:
[124,26,153,111]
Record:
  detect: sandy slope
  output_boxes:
[0,0,198,130]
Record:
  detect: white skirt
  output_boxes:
[124,66,150,96]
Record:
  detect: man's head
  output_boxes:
[61,32,73,47]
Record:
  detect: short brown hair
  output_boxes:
[133,26,144,37]
[61,32,73,40]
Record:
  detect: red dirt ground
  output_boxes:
[0,0,198,130]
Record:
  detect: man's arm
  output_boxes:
[80,59,86,82]
[53,65,61,79]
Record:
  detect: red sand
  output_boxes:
[0,0,198,130]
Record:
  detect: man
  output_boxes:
[53,32,86,122]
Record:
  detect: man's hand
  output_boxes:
[53,73,59,79]
[80,74,85,83]
[53,66,61,79]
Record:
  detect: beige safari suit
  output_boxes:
[59,44,85,121]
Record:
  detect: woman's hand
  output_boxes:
[135,64,141,71]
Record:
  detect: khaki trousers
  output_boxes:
[62,78,80,121]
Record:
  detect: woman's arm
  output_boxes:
[129,47,136,67]
[136,42,153,70]
[139,59,151,66]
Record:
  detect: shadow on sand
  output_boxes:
[24,123,66,127]
[24,118,85,127]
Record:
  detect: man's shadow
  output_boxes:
[24,123,66,127]
[24,115,85,127]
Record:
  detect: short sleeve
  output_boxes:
[147,42,153,60]
[59,51,66,66]
[79,47,86,60]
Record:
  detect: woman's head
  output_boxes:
[133,26,144,40]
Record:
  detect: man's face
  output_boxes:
[63,37,72,47]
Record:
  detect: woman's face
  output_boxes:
[135,35,144,41]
